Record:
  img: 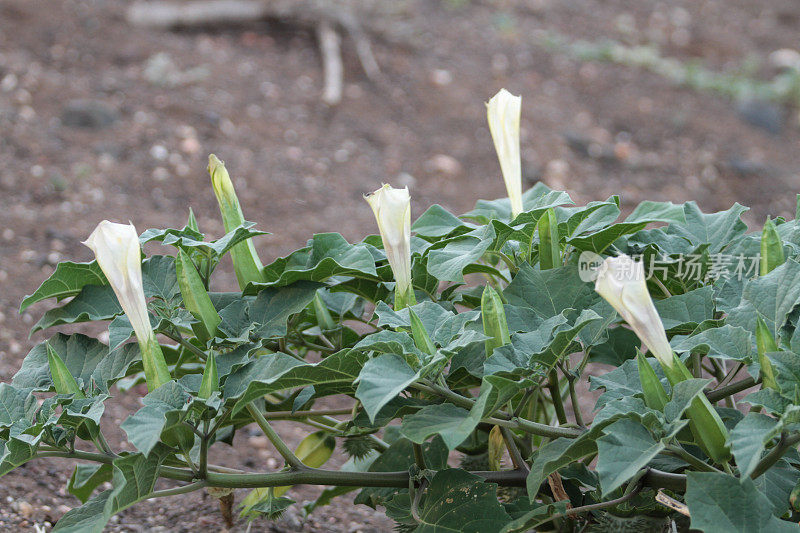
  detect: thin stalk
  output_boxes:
[146,480,207,500]
[708,359,734,408]
[246,403,306,469]
[547,369,568,425]
[539,478,645,527]
[750,433,800,479]
[199,419,210,478]
[500,426,528,472]
[706,377,758,403]
[161,330,207,361]
[664,445,721,473]
[412,381,582,440]
[261,408,353,419]
[412,443,427,470]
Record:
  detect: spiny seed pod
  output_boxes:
[481,285,510,357]
[343,435,375,460]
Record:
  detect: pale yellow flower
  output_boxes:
[594,254,674,368]
[487,89,523,218]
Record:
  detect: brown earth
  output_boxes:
[1,0,800,530]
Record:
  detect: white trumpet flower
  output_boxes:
[594,254,674,368]
[487,88,523,219]
[84,221,170,390]
[365,184,415,310]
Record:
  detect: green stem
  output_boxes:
[246,403,306,469]
[161,330,207,361]
[199,419,209,478]
[147,480,207,500]
[499,427,528,472]
[750,433,800,479]
[412,443,427,470]
[547,370,568,425]
[30,449,689,491]
[706,377,758,403]
[664,445,721,473]
[412,382,582,440]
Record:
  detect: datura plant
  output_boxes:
[6,93,800,533]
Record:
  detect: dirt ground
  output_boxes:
[1,0,800,530]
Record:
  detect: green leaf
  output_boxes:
[31,284,122,333]
[730,413,781,477]
[217,281,321,341]
[355,354,420,423]
[67,463,113,504]
[753,458,800,517]
[141,222,268,260]
[426,224,496,282]
[400,404,474,449]
[412,204,471,237]
[251,233,377,289]
[596,418,664,496]
[590,327,641,366]
[671,325,754,361]
[14,334,106,392]
[504,263,613,345]
[141,255,180,302]
[54,446,172,532]
[667,202,749,253]
[0,384,37,428]
[653,286,716,332]
[120,382,191,455]
[625,200,687,225]
[527,436,597,500]
[50,490,112,533]
[728,260,800,337]
[413,469,511,532]
[20,261,107,312]
[685,472,799,532]
[225,349,368,414]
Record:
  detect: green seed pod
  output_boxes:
[760,217,785,276]
[537,208,560,270]
[176,249,221,343]
[409,308,436,356]
[198,352,219,400]
[313,291,336,331]
[755,315,779,391]
[636,350,667,411]
[46,342,84,398]
[481,286,511,357]
[208,154,266,289]
[661,353,730,463]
